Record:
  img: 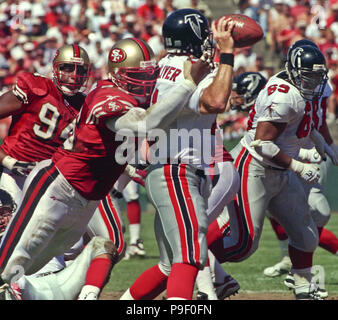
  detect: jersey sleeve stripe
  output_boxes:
[13,84,28,104]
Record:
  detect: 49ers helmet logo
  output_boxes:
[109,48,126,63]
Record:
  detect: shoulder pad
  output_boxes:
[14,72,49,102]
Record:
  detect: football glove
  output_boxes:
[2,155,36,176]
[289,159,320,184]
[298,148,322,164]
[124,164,147,187]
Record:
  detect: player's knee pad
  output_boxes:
[87,236,117,260]
[310,199,331,227]
[158,262,171,276]
[122,181,139,202]
[289,229,319,252]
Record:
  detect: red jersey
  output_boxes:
[52,80,138,200]
[0,72,83,162]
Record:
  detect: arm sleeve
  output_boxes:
[105,79,196,136]
[12,72,48,104]
[258,102,297,123]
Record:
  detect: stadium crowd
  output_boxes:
[0,0,337,140]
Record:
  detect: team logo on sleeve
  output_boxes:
[109,48,126,63]
[104,99,124,114]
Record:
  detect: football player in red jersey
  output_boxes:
[0,44,89,202]
[0,37,209,299]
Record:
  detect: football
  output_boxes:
[215,14,264,48]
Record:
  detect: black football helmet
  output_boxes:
[162,9,212,58]
[0,189,16,237]
[286,44,328,100]
[230,72,267,111]
[286,39,318,62]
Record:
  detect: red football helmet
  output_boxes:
[108,38,159,107]
[53,44,90,96]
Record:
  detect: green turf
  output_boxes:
[104,210,338,296]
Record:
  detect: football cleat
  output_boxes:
[284,272,328,298]
[294,283,323,300]
[263,256,292,278]
[196,291,209,300]
[126,239,146,257]
[214,275,240,299]
[0,283,22,300]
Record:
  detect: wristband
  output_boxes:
[219,53,234,66]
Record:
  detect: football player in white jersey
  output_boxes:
[120,9,240,300]
[207,43,336,299]
[261,39,338,298]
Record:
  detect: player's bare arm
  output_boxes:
[200,17,235,114]
[252,121,291,168]
[0,91,23,119]
[252,121,320,184]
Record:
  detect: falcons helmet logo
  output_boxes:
[184,14,204,40]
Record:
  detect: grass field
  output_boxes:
[103,208,338,300]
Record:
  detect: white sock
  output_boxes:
[120,288,135,300]
[278,239,289,259]
[292,267,312,288]
[77,285,100,300]
[129,223,141,244]
[195,266,218,300]
[208,250,227,284]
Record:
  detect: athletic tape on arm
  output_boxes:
[250,139,280,159]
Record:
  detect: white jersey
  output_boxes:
[150,54,217,169]
[241,71,327,168]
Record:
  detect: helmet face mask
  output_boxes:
[230,72,267,111]
[53,45,90,96]
[108,38,160,107]
[286,45,328,100]
[162,9,212,58]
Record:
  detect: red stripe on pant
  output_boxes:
[0,164,58,268]
[178,164,201,265]
[209,148,254,262]
[98,194,124,255]
[224,149,254,259]
[164,164,201,266]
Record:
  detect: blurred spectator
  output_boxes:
[246,54,275,79]
[290,0,308,19]
[327,2,338,40]
[162,0,177,16]
[267,0,290,55]
[187,0,213,21]
[31,48,51,76]
[136,0,165,25]
[44,1,62,27]
[234,46,257,72]
[126,0,145,12]
[235,0,259,21]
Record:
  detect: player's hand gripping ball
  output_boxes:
[215,14,263,48]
